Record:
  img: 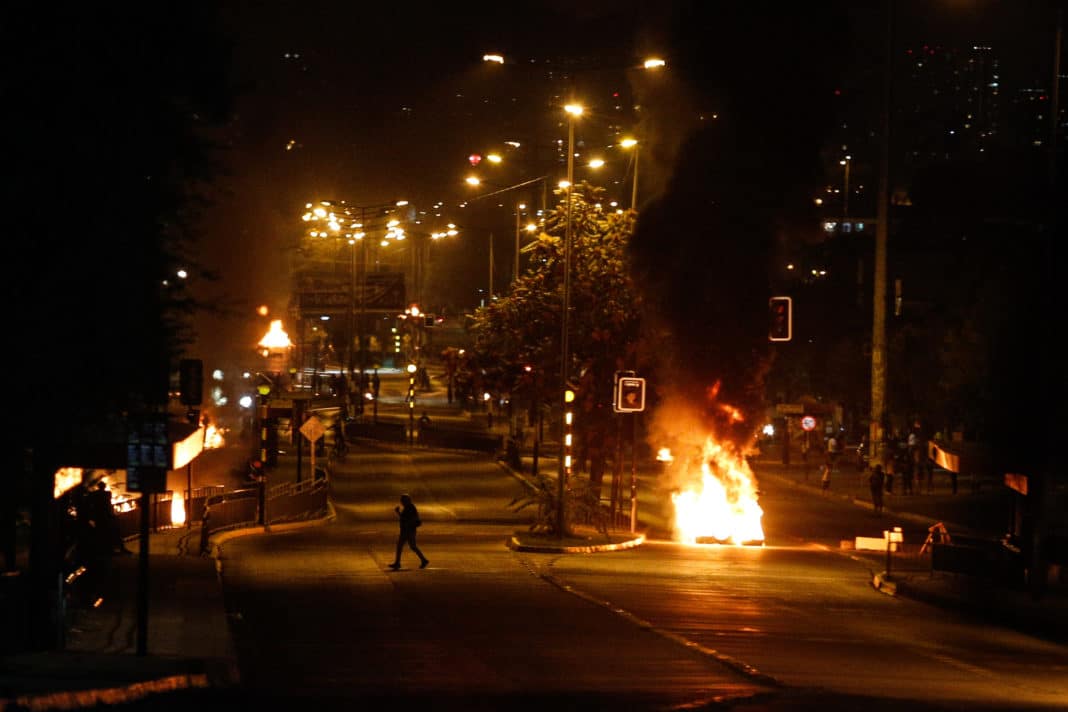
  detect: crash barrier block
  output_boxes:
[856,536,895,551]
[418,425,503,453]
[931,542,1023,583]
[347,421,408,443]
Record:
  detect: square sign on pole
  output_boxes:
[126,413,170,493]
[615,376,646,413]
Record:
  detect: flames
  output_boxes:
[171,490,186,526]
[204,422,226,449]
[669,436,765,546]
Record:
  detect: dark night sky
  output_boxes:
[186,1,1061,380]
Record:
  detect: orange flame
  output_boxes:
[670,436,764,545]
[204,423,226,449]
[171,490,186,526]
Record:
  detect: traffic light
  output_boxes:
[615,377,646,413]
[769,296,792,342]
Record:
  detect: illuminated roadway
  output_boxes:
[213,444,1068,710]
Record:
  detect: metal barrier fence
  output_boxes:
[116,486,227,539]
[108,477,330,555]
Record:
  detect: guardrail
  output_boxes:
[116,486,227,539]
[417,425,503,454]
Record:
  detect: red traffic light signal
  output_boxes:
[769,296,792,342]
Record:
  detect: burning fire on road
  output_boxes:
[666,437,765,546]
[651,390,766,547]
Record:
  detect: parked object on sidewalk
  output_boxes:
[820,465,831,491]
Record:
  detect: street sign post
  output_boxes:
[300,415,326,475]
[615,377,646,413]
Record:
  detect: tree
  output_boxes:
[470,182,644,526]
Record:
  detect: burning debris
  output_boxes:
[650,394,766,547]
[668,437,765,546]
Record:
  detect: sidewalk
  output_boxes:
[750,456,1068,645]
[0,452,333,710]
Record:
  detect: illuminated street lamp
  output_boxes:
[840,154,852,220]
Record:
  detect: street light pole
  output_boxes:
[840,155,851,220]
[630,143,639,211]
[620,138,640,210]
[514,203,522,285]
[871,3,893,466]
[558,103,581,537]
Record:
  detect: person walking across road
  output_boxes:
[388,493,429,570]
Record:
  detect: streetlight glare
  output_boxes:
[558,180,571,189]
[486,153,502,164]
[482,53,504,64]
[564,104,583,117]
[620,138,638,149]
[643,57,666,69]
[588,158,605,169]
[465,176,481,186]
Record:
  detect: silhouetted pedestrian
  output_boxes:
[869,465,886,514]
[388,493,429,570]
[89,481,128,554]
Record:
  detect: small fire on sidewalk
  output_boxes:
[171,490,186,526]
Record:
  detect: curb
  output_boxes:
[507,533,646,554]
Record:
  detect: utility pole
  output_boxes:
[870,1,893,466]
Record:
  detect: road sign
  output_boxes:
[615,377,646,413]
[126,413,170,493]
[800,415,817,432]
[300,415,326,442]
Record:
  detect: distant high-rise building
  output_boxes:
[896,43,1001,175]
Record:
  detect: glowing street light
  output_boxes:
[643,57,666,69]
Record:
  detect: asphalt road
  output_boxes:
[200,441,1067,710]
